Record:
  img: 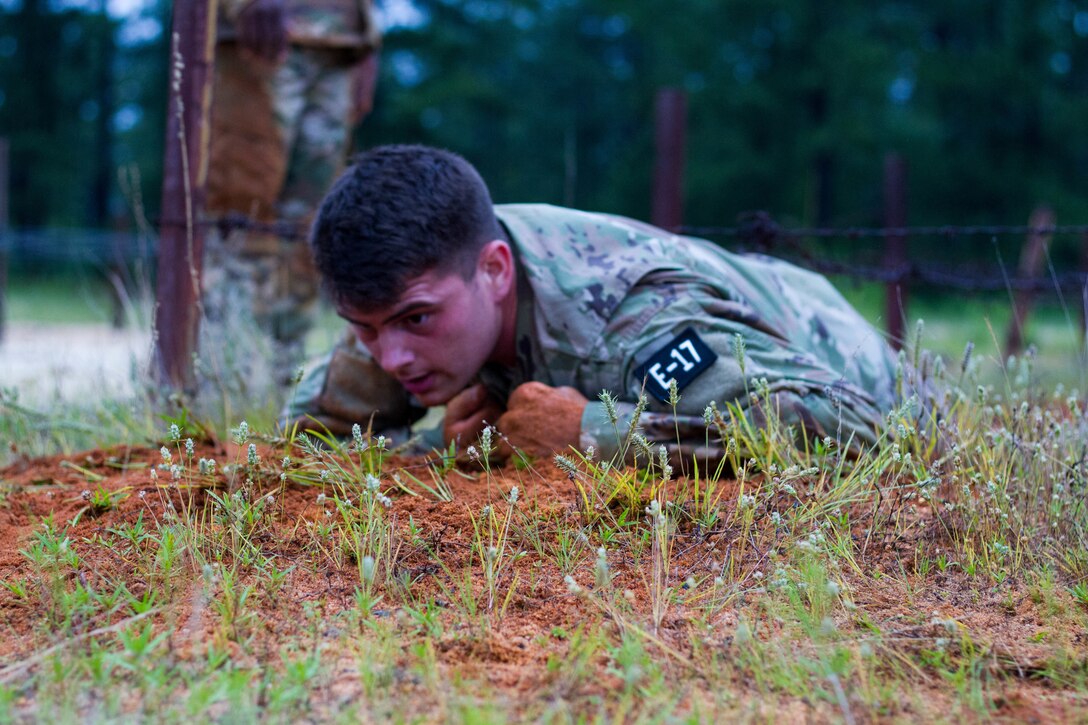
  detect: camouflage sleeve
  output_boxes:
[280,328,427,439]
[578,279,896,466]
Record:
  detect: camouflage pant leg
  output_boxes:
[202,228,319,385]
[206,44,286,219]
[271,48,356,221]
[204,46,353,384]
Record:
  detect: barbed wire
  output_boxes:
[5,213,1087,294]
[681,221,1088,240]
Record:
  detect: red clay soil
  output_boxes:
[1,440,1086,720]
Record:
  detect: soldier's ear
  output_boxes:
[476,239,515,298]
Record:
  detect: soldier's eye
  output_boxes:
[404,313,429,327]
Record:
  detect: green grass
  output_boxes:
[2,336,1087,721]
[836,279,1087,390]
[2,275,1088,720]
[4,273,123,325]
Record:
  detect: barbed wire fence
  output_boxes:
[2,208,1086,354]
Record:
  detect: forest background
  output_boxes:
[1,0,1087,293]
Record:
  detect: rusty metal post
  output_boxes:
[882,153,909,349]
[1005,205,1055,356]
[0,138,8,344]
[154,0,217,390]
[651,88,687,232]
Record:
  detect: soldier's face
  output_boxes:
[336,241,517,407]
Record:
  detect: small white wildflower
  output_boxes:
[185,438,195,457]
[377,494,392,508]
[827,581,841,596]
[168,423,181,441]
[81,489,91,501]
[564,575,583,596]
[160,446,172,464]
[361,555,376,584]
[316,493,326,505]
[366,474,380,492]
[554,454,578,476]
[376,435,386,450]
[467,445,480,460]
[232,420,249,444]
[595,547,610,588]
[509,486,519,504]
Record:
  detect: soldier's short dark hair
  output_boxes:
[309,144,503,311]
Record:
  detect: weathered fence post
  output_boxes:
[651,88,687,233]
[0,138,8,344]
[882,153,909,349]
[1005,205,1055,357]
[154,0,217,390]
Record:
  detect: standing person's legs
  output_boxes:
[269,50,356,383]
[203,44,299,387]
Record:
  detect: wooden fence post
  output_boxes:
[154,0,217,390]
[651,88,687,232]
[1005,205,1055,357]
[882,153,909,349]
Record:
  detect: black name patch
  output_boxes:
[634,327,717,402]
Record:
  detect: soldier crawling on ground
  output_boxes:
[286,144,902,463]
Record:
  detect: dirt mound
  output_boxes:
[1,440,1086,721]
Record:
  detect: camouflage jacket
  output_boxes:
[288,204,899,462]
[218,0,380,53]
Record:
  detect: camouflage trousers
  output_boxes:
[202,230,320,386]
[203,43,357,384]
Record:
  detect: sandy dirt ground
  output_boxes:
[0,322,151,406]
[1,442,1085,721]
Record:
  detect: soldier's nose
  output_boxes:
[378,342,415,373]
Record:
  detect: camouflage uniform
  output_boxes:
[288,205,899,461]
[203,0,380,384]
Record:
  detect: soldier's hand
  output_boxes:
[443,383,504,448]
[495,382,587,458]
[238,0,287,63]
